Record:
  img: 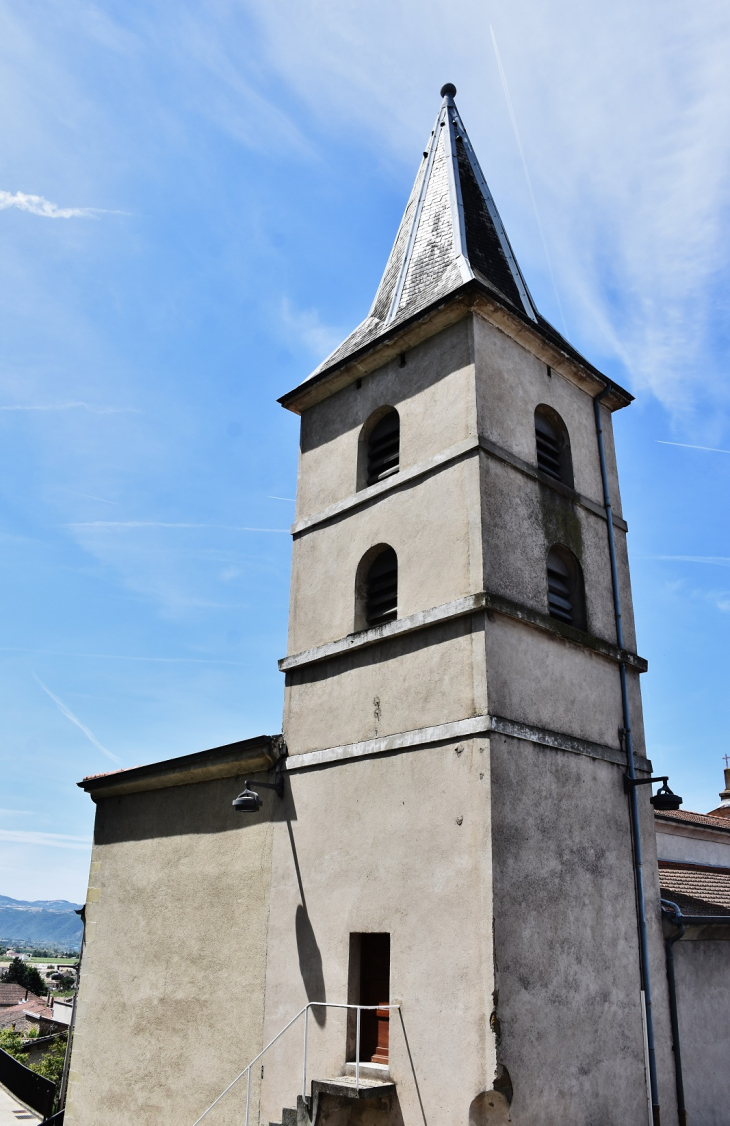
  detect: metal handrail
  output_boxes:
[190,1001,401,1126]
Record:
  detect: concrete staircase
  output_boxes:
[269,1076,396,1126]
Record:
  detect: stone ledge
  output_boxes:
[290,433,628,538]
[279,590,647,673]
[283,713,652,774]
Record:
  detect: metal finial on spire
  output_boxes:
[440,83,457,98]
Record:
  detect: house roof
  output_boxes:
[0,997,52,1030]
[0,982,30,1006]
[655,809,730,834]
[659,862,730,917]
[279,84,633,414]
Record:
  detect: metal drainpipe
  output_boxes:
[593,384,661,1125]
[660,900,687,1126]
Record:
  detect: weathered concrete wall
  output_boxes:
[671,939,730,1126]
[473,313,624,519]
[65,775,276,1126]
[655,823,730,866]
[295,318,474,522]
[259,738,497,1126]
[473,313,637,653]
[489,731,677,1126]
[484,613,646,756]
[288,455,483,654]
[284,617,486,755]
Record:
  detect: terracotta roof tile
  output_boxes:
[0,982,30,1005]
[659,864,730,915]
[655,809,730,833]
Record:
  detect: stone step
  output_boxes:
[269,1107,297,1126]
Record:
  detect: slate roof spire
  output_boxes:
[300,84,540,385]
[372,82,538,327]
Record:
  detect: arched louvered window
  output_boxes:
[359,409,400,489]
[535,406,573,488]
[366,548,398,626]
[355,545,398,630]
[546,546,586,631]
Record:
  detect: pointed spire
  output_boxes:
[370,82,537,329]
[285,85,562,401]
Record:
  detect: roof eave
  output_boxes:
[278,278,633,415]
[78,733,284,802]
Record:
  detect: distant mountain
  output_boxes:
[0,895,84,949]
[0,895,83,912]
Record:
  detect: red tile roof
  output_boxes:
[655,809,730,833]
[659,863,730,916]
[0,983,31,1005]
[0,997,53,1030]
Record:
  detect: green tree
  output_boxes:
[32,1036,67,1087]
[1,957,27,986]
[22,965,47,997]
[0,1029,26,1059]
[0,957,48,997]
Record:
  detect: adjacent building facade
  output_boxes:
[65,86,728,1126]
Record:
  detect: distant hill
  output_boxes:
[0,895,84,949]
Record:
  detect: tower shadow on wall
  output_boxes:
[287,818,327,1027]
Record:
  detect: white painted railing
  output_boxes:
[190,1001,400,1126]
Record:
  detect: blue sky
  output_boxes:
[1,0,729,901]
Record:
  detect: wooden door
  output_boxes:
[358,933,390,1064]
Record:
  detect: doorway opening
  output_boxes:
[347,933,390,1065]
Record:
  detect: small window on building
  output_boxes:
[355,545,398,630]
[535,406,573,488]
[358,408,400,489]
[546,546,586,631]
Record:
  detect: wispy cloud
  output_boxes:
[267,496,296,502]
[648,556,730,566]
[280,297,343,360]
[0,829,91,850]
[657,440,730,454]
[0,403,138,414]
[0,647,243,664]
[66,521,289,531]
[33,674,122,764]
[0,190,124,219]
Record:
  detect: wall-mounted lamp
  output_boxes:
[624,774,683,811]
[232,775,284,813]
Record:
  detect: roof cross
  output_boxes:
[724,754,729,769]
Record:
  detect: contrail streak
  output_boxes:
[490,26,568,338]
[34,674,122,764]
[657,440,730,454]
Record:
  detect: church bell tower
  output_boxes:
[260,84,675,1126]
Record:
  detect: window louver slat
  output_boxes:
[366,548,398,626]
[367,414,400,486]
[535,433,562,480]
[547,565,573,624]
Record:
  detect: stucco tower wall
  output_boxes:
[490,730,677,1125]
[65,774,276,1126]
[260,737,496,1126]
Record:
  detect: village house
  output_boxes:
[64,85,729,1126]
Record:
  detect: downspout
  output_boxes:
[593,384,661,1125]
[660,900,686,1126]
